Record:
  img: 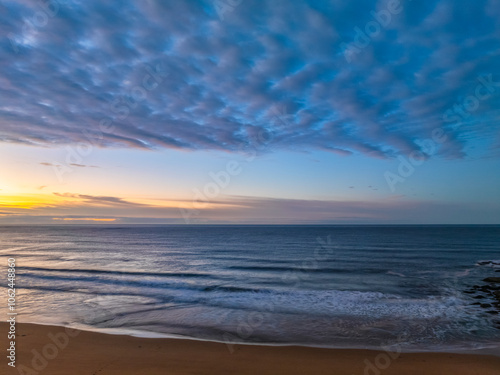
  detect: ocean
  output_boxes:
[1,225,500,353]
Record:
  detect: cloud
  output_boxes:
[69,163,99,168]
[52,192,147,207]
[182,195,500,224]
[0,0,499,159]
[40,162,98,168]
[52,217,116,222]
[2,193,497,224]
[0,211,19,215]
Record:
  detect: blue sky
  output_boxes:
[0,0,499,224]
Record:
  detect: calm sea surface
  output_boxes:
[1,225,500,352]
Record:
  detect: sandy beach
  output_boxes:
[2,322,500,375]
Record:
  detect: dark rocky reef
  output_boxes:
[484,277,500,283]
[464,263,500,328]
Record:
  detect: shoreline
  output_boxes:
[3,322,500,375]
[15,319,500,356]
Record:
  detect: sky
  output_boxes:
[0,0,499,224]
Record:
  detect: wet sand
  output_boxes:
[2,322,500,375]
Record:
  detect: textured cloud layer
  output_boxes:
[1,0,500,158]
